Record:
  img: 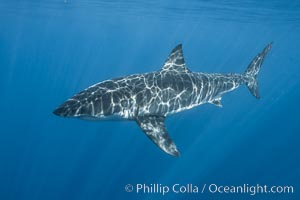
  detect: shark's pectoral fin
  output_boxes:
[136,116,179,157]
[212,98,222,107]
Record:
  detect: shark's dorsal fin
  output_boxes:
[136,115,179,157]
[161,44,190,73]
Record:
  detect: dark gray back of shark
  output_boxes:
[54,43,272,156]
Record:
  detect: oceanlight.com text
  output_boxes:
[124,183,294,196]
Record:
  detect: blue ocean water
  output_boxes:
[0,1,299,199]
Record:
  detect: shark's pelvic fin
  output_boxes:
[136,116,179,157]
[212,98,222,107]
[161,44,190,73]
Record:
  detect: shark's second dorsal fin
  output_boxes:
[161,44,190,73]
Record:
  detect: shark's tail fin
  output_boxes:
[244,43,272,99]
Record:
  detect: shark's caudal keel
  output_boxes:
[54,43,272,157]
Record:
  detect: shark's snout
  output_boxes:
[53,107,65,116]
[53,100,77,117]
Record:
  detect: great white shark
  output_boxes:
[54,43,272,156]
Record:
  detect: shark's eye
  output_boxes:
[121,100,128,107]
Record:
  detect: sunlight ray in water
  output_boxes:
[0,1,299,200]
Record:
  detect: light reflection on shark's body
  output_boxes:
[54,43,272,156]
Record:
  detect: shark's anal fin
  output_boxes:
[136,116,179,157]
[212,98,222,107]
